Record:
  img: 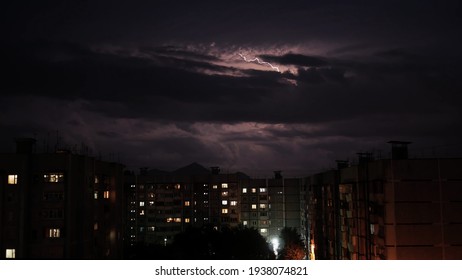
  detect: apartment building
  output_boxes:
[306,142,462,259]
[125,165,304,248]
[125,164,243,247]
[0,138,125,259]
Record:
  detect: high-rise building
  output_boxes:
[124,163,244,247]
[124,164,304,249]
[0,138,125,259]
[306,143,462,259]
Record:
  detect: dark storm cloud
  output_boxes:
[2,0,462,175]
[1,41,286,107]
[4,39,462,128]
[146,46,220,62]
[262,53,328,67]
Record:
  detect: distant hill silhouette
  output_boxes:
[173,162,210,175]
[144,162,250,178]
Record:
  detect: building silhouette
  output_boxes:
[124,163,244,247]
[0,138,124,259]
[124,164,304,250]
[306,142,462,259]
[6,136,460,260]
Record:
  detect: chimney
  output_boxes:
[15,138,36,154]
[274,170,282,179]
[388,141,412,160]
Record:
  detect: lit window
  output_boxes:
[94,191,98,199]
[260,204,266,209]
[139,210,145,216]
[166,217,173,223]
[103,191,110,199]
[251,204,257,209]
[222,208,228,214]
[148,193,155,198]
[212,185,218,189]
[185,218,190,223]
[251,188,257,193]
[148,226,155,232]
[230,200,237,206]
[5,249,15,259]
[8,175,18,185]
[184,201,190,206]
[243,221,248,226]
[175,184,181,190]
[139,201,145,207]
[260,228,268,233]
[94,223,98,230]
[222,183,228,189]
[242,188,247,193]
[174,218,181,223]
[149,201,154,206]
[44,173,64,183]
[94,176,99,184]
[131,184,136,188]
[259,188,267,193]
[222,200,228,205]
[47,228,61,238]
[221,191,228,197]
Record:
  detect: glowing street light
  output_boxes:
[271,237,280,256]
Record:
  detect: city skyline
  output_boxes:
[2,1,462,176]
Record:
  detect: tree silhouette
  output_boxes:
[278,227,305,260]
[171,225,273,259]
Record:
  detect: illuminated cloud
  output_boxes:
[2,1,462,175]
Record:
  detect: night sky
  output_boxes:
[2,0,462,176]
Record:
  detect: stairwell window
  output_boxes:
[6,249,15,259]
[8,175,18,185]
[44,173,64,183]
[47,228,61,238]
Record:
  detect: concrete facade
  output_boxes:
[0,139,124,259]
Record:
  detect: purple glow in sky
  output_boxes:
[1,0,462,176]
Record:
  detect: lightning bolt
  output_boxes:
[238,53,280,73]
